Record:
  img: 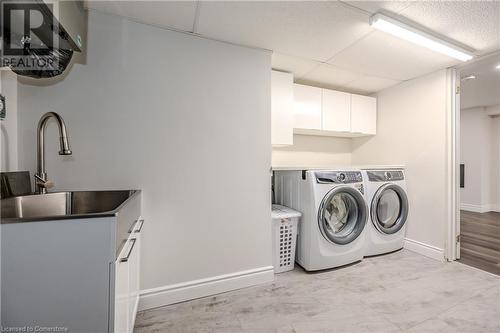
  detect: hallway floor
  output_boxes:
[135,250,500,333]
[460,210,500,275]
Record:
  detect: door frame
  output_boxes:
[446,51,500,261]
[445,68,460,261]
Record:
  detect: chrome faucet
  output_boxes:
[35,112,72,194]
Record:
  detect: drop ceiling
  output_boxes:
[86,1,500,95]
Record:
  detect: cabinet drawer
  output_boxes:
[114,240,131,333]
[114,218,143,333]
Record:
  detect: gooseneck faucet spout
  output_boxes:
[36,112,72,194]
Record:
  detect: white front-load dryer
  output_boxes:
[362,168,409,256]
[274,170,368,271]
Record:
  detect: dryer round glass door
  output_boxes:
[318,186,368,245]
[371,184,409,234]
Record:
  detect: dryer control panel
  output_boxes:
[314,171,363,184]
[367,170,404,182]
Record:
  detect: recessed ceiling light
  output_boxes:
[496,64,500,69]
[461,74,476,81]
[370,13,474,62]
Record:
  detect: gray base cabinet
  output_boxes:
[1,193,142,333]
[114,219,143,332]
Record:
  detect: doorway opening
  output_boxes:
[455,53,500,275]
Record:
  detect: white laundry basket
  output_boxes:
[271,205,301,273]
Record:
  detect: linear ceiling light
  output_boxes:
[370,13,474,62]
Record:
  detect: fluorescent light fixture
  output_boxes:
[370,13,474,62]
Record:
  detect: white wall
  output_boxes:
[460,106,500,212]
[272,135,351,167]
[0,70,18,172]
[352,70,449,251]
[17,10,273,301]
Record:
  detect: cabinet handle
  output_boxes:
[135,219,144,233]
[120,238,136,262]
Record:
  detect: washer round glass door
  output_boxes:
[371,183,408,234]
[318,186,367,245]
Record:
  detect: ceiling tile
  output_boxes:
[398,1,500,54]
[272,53,319,78]
[296,64,364,90]
[342,1,413,15]
[328,30,459,81]
[342,75,400,94]
[86,1,198,32]
[196,1,372,62]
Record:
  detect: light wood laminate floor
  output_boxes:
[459,210,500,275]
[135,250,500,333]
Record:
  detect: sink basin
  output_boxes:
[1,190,136,220]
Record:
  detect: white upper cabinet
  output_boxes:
[271,71,294,146]
[351,94,377,135]
[271,76,376,143]
[322,89,351,133]
[293,84,322,131]
[292,83,376,137]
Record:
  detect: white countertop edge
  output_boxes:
[272,165,406,171]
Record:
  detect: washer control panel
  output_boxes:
[315,171,363,184]
[367,170,404,182]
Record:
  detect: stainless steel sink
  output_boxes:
[1,190,136,220]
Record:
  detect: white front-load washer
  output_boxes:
[274,170,368,271]
[362,168,409,256]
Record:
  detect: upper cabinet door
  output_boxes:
[322,89,351,132]
[351,94,377,135]
[293,84,322,130]
[271,71,294,146]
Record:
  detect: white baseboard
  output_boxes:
[461,203,500,213]
[138,266,274,311]
[404,238,444,262]
[487,204,500,213]
[461,203,487,213]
